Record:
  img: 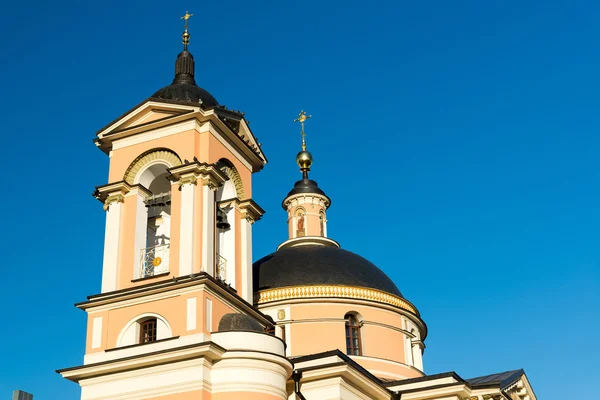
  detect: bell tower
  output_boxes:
[59,14,292,400]
[92,23,267,300]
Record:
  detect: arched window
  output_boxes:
[139,318,157,344]
[215,180,236,283]
[117,313,172,348]
[345,313,362,356]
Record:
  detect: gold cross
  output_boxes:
[181,11,193,30]
[294,110,312,150]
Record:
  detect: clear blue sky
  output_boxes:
[1,1,598,399]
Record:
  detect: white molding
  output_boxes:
[111,120,198,151]
[186,297,197,331]
[83,332,210,365]
[211,331,285,355]
[79,358,212,400]
[211,357,290,398]
[207,125,253,171]
[91,317,103,349]
[205,298,213,332]
[115,312,172,349]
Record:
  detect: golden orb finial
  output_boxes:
[181,11,193,50]
[294,110,313,176]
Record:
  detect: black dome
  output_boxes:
[151,49,219,107]
[218,313,264,332]
[152,83,218,107]
[253,245,403,297]
[287,178,327,198]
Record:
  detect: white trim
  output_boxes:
[97,101,199,137]
[79,358,212,400]
[83,332,211,365]
[207,125,253,171]
[111,120,198,151]
[186,297,197,331]
[91,317,103,349]
[205,298,213,332]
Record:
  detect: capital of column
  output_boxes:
[168,161,228,191]
[94,181,152,210]
[239,199,265,224]
[94,181,127,210]
[217,198,265,224]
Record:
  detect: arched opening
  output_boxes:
[215,179,236,284]
[137,162,172,278]
[344,312,362,356]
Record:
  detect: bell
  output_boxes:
[216,207,230,230]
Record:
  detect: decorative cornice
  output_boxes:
[93,181,133,209]
[216,197,265,224]
[257,285,419,315]
[239,198,265,223]
[168,161,228,190]
[283,192,330,211]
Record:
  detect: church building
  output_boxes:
[57,14,538,400]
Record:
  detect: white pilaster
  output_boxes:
[101,199,123,293]
[133,191,148,279]
[240,217,253,303]
[179,180,196,276]
[412,340,424,371]
[202,185,215,274]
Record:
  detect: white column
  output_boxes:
[202,185,215,274]
[224,207,236,287]
[133,192,148,279]
[240,217,253,303]
[101,198,123,293]
[412,341,423,371]
[179,180,196,276]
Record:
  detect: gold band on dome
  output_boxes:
[257,285,419,315]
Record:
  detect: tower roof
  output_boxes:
[151,15,218,107]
